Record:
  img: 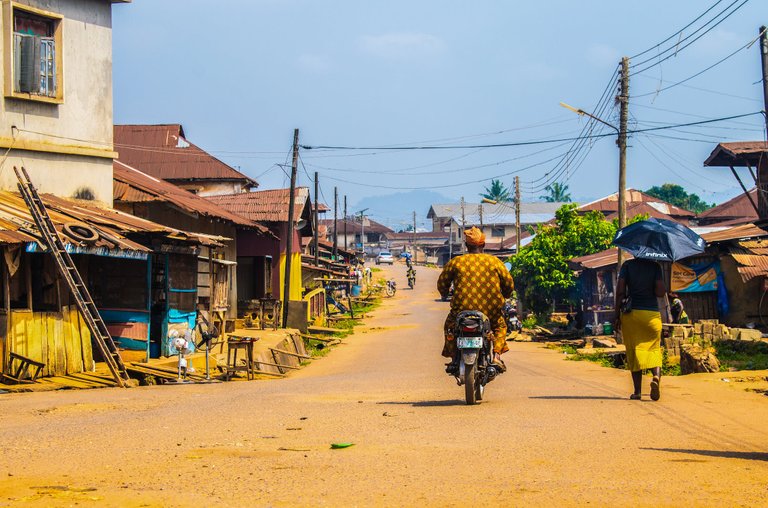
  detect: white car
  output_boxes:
[376,251,394,265]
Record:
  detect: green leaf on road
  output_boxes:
[330,443,354,449]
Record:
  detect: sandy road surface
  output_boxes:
[0,264,766,507]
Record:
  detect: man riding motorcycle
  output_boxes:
[437,226,514,373]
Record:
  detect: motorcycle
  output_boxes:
[441,283,454,302]
[385,279,397,297]
[407,268,416,289]
[503,300,523,333]
[448,310,501,405]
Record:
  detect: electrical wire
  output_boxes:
[634,27,766,99]
[630,0,750,75]
[629,0,726,59]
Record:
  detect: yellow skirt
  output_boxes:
[620,309,662,371]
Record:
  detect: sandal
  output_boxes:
[629,393,641,400]
[650,377,661,401]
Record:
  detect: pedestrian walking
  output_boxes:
[614,258,666,401]
[669,293,689,324]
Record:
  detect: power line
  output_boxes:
[630,0,751,75]
[629,0,726,59]
[634,27,767,99]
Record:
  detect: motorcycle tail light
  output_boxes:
[461,325,478,332]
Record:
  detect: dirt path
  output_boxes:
[0,264,766,507]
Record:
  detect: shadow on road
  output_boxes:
[377,400,466,407]
[640,448,768,462]
[529,395,625,400]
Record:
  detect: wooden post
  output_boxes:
[617,56,630,266]
[333,187,338,259]
[313,171,319,267]
[282,129,299,328]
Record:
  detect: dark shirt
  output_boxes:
[619,259,662,311]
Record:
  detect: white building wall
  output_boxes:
[0,0,117,206]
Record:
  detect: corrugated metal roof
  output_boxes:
[701,223,768,243]
[578,189,695,217]
[0,191,224,250]
[696,188,758,223]
[114,124,257,186]
[704,141,768,167]
[569,248,632,270]
[427,201,564,219]
[450,212,555,225]
[113,161,270,234]
[207,188,311,223]
[320,218,393,235]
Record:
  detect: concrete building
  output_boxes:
[0,0,130,206]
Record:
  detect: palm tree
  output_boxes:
[481,179,513,202]
[541,182,571,202]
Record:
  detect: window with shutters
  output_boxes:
[4,4,63,102]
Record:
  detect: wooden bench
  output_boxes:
[2,352,45,384]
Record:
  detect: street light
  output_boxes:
[560,101,627,266]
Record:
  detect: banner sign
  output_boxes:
[671,261,720,292]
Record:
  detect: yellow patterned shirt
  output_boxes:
[437,253,514,316]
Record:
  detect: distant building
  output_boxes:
[320,217,393,258]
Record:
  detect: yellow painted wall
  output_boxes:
[278,252,303,301]
[8,307,93,377]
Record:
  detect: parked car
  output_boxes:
[376,251,394,265]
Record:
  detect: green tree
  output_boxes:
[509,205,645,317]
[481,179,513,203]
[540,182,572,202]
[645,183,713,214]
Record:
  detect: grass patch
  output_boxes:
[662,348,681,376]
[715,340,768,371]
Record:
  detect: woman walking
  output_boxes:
[615,258,666,401]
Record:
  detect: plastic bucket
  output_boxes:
[351,285,362,297]
[603,322,613,335]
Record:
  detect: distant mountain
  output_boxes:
[350,190,453,231]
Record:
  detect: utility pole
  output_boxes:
[478,204,483,227]
[282,128,299,328]
[515,175,522,317]
[758,26,768,218]
[514,176,521,256]
[343,196,348,251]
[460,196,466,254]
[412,211,417,264]
[617,56,630,267]
[448,221,453,260]
[333,187,338,259]
[360,210,367,260]
[313,171,319,266]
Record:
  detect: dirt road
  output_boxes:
[0,264,766,507]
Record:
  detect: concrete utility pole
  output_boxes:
[515,176,521,256]
[344,196,348,251]
[333,187,338,259]
[478,204,483,227]
[617,56,630,267]
[448,221,453,259]
[758,26,768,218]
[313,171,319,266]
[282,128,299,328]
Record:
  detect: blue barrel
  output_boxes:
[351,285,362,297]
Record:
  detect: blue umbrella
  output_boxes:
[612,218,705,262]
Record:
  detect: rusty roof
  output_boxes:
[578,189,695,217]
[725,240,768,282]
[569,248,632,270]
[0,191,224,250]
[113,161,270,234]
[320,218,393,235]
[704,142,768,167]
[207,188,311,223]
[603,201,688,224]
[701,222,768,243]
[696,188,758,224]
[114,125,257,187]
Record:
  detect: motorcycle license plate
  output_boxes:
[457,337,482,349]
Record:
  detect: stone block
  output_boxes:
[680,344,720,374]
[739,329,763,341]
[593,337,617,348]
[694,323,703,335]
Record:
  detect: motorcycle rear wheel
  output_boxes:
[464,362,477,405]
[386,285,395,297]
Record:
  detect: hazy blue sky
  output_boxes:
[112,1,766,228]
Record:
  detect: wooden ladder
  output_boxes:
[13,166,131,387]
